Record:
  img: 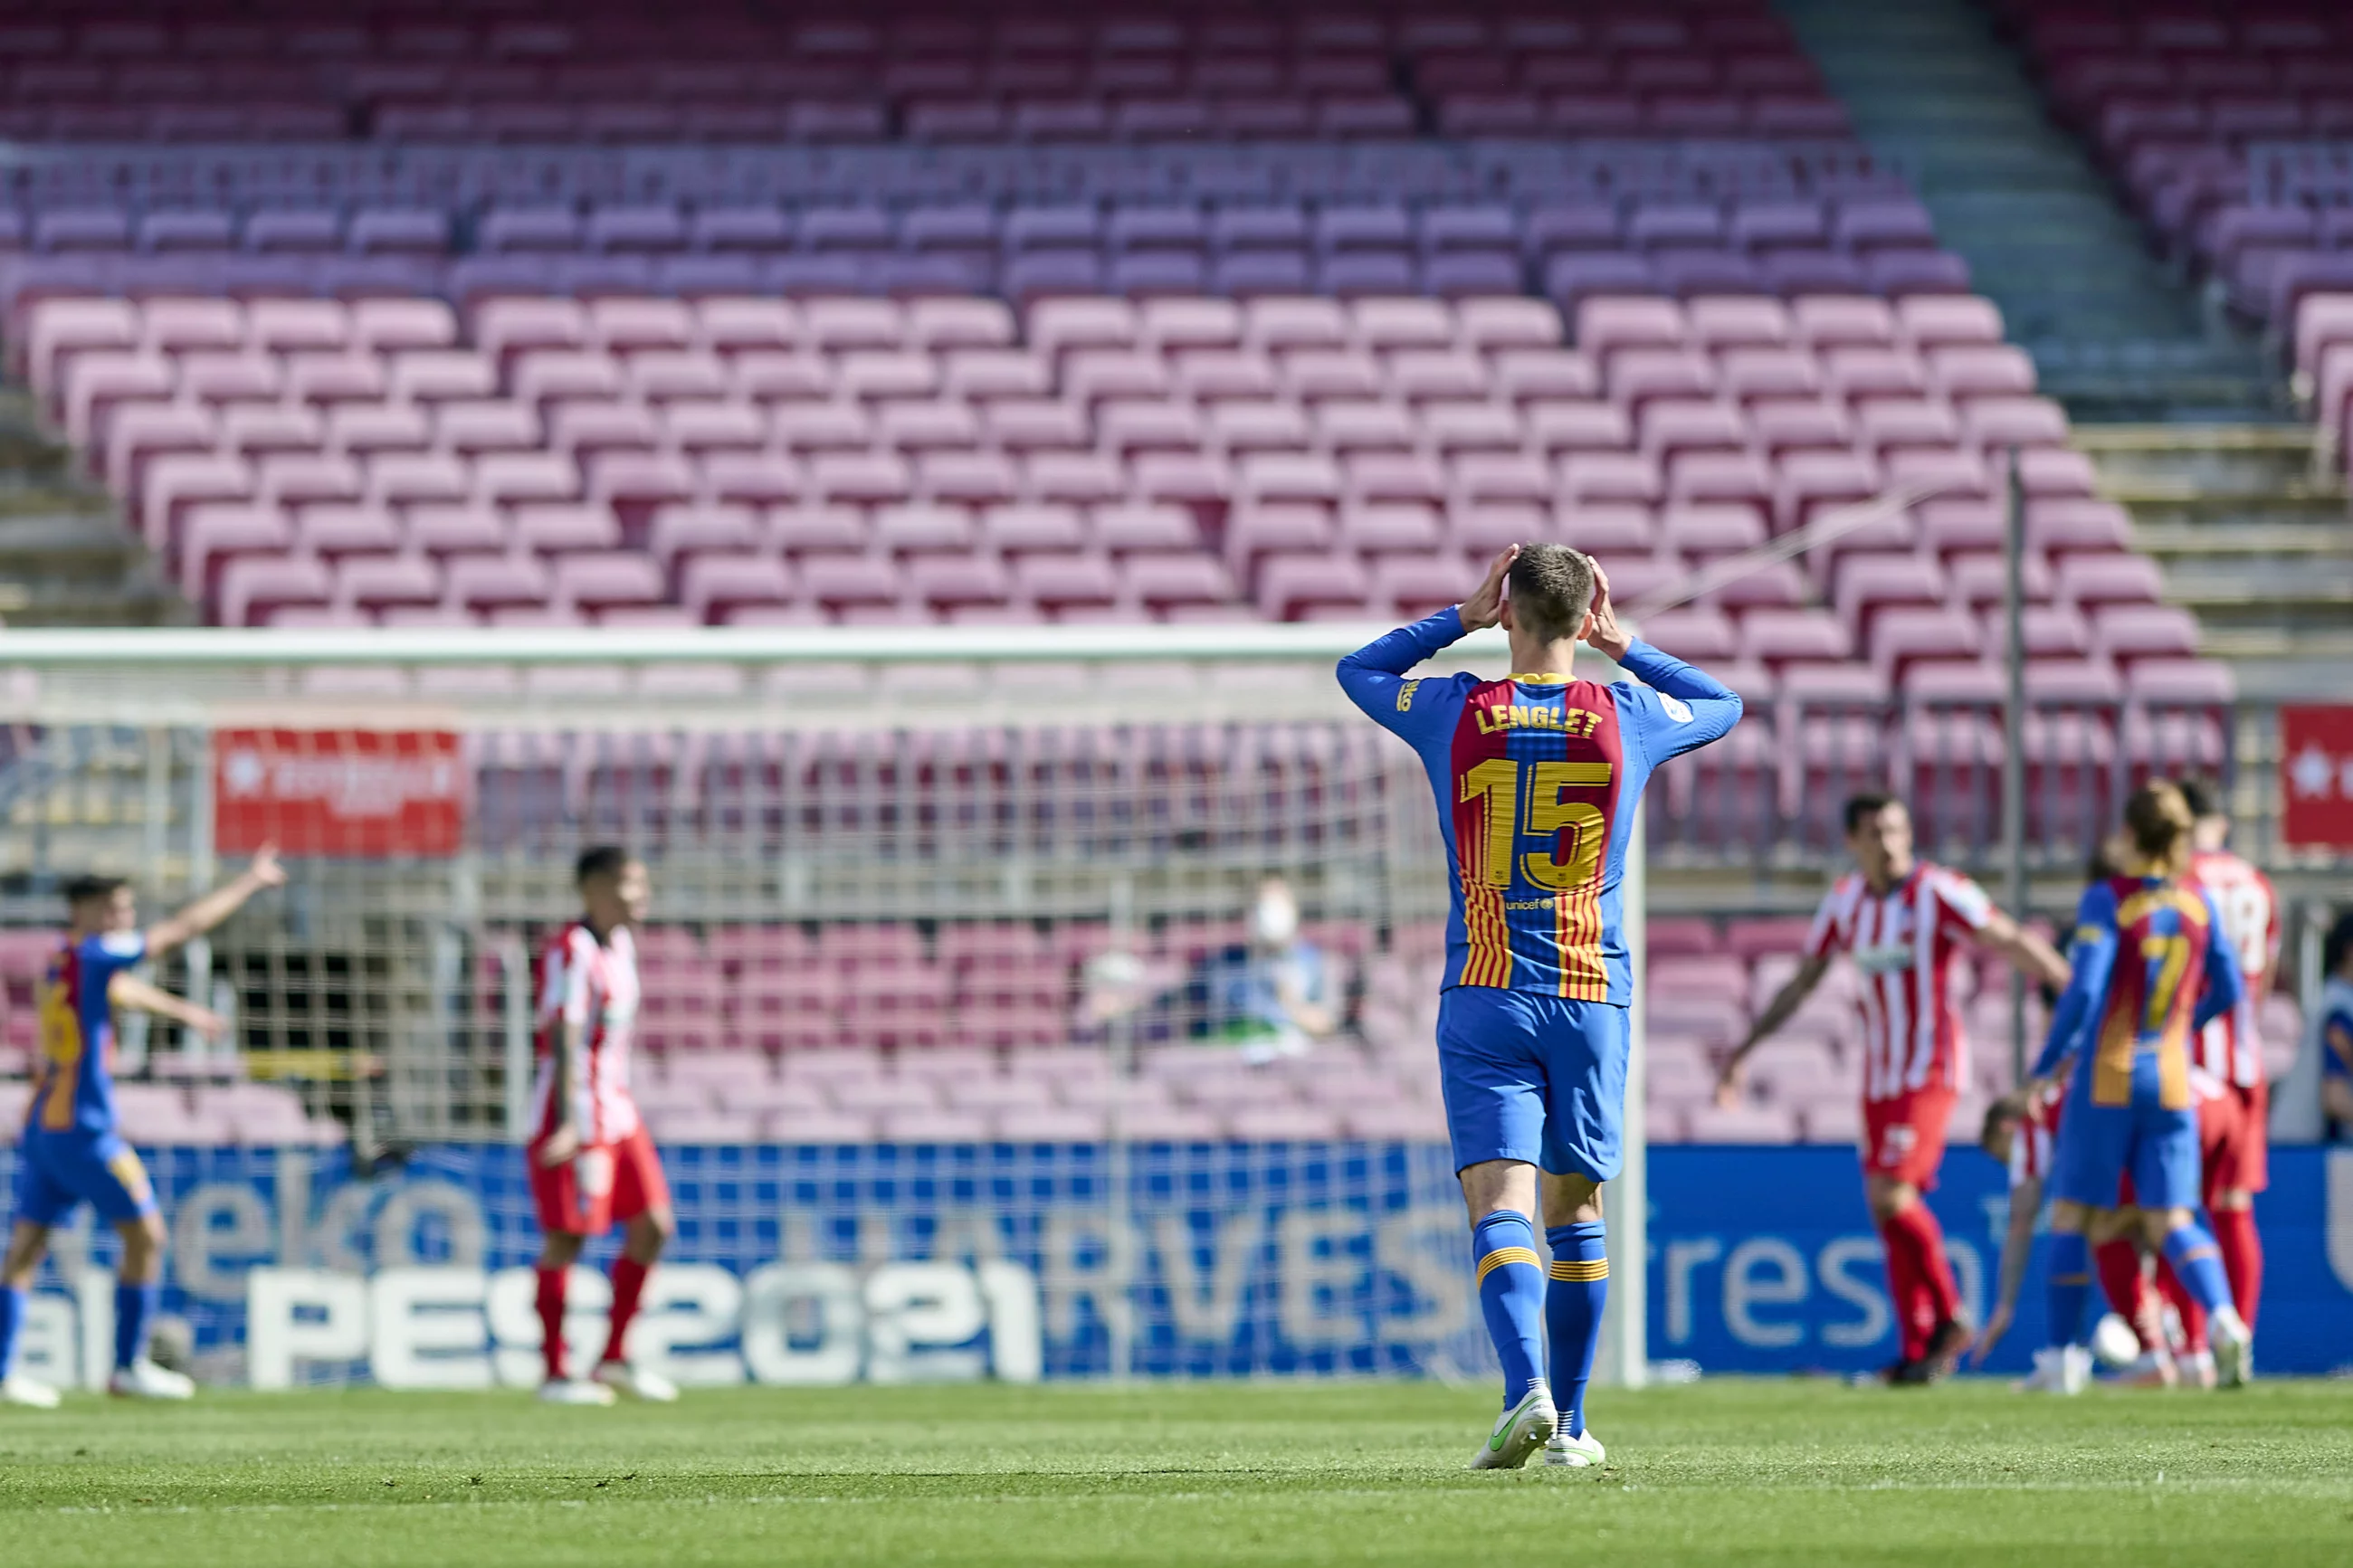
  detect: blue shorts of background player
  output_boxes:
[2050,1056,2201,1212]
[13,1135,159,1230]
[1436,988,1628,1182]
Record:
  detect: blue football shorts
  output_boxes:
[11,1133,158,1229]
[1435,987,1627,1182]
[2051,1055,2201,1212]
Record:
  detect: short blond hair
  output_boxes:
[1506,545,1596,642]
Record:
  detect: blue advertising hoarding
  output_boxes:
[4,1141,2346,1383]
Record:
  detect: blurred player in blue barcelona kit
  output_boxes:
[2023,781,2252,1395]
[0,847,284,1407]
[1338,544,1740,1469]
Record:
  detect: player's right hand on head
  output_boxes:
[538,1124,581,1167]
[1456,545,1517,631]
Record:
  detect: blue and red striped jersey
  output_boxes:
[29,930,148,1139]
[1338,607,1741,1004]
[2034,875,2245,1108]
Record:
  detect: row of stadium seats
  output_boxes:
[0,193,1936,262]
[0,1,1847,146]
[0,1079,344,1146]
[1996,0,2353,327]
[38,290,2205,679]
[0,211,1966,318]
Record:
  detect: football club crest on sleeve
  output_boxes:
[1659,693,1692,724]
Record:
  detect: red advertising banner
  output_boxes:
[2280,705,2353,849]
[214,729,467,858]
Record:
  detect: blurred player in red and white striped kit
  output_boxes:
[1718,794,2070,1383]
[2158,777,2278,1382]
[528,845,677,1406]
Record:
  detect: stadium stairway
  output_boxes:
[2075,423,2353,698]
[0,385,178,626]
[1776,0,2279,419]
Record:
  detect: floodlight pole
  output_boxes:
[2003,446,2030,1086]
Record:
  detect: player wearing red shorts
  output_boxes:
[529,845,676,1406]
[1718,794,2069,1383]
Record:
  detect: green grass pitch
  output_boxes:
[2,1381,2348,1566]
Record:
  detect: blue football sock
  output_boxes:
[114,1281,159,1372]
[2044,1231,2092,1349]
[2161,1222,2234,1316]
[1472,1211,1546,1409]
[0,1285,24,1380]
[1545,1221,1608,1439]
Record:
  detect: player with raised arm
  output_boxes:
[1714,794,2069,1384]
[528,846,677,1406]
[1338,544,1740,1469]
[2024,782,2251,1394]
[0,851,284,1407]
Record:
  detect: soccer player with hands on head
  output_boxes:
[527,846,678,1407]
[0,847,285,1408]
[1340,543,1740,1469]
[1714,793,2069,1385]
[2023,782,2251,1395]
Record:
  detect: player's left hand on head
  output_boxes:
[1581,558,1634,661]
[247,842,287,889]
[1456,545,1517,631]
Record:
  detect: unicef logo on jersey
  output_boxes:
[1659,694,1693,724]
[1851,944,1916,974]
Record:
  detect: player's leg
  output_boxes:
[527,1140,614,1403]
[1866,1089,1966,1382]
[1531,996,1621,1467]
[2133,1107,2251,1386]
[1538,1172,1606,1468]
[1437,987,1556,1468]
[73,1144,191,1400]
[2028,1094,2130,1393]
[1,1215,62,1408]
[591,1128,678,1402]
[2206,1083,2264,1332]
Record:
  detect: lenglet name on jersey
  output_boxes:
[1475,704,1603,737]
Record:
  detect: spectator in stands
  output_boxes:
[1082,879,1338,1062]
[2322,913,2353,1142]
[1186,878,1338,1064]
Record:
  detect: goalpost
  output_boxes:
[0,622,1645,1384]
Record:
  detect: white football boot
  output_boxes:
[1468,1386,1557,1470]
[1,1373,62,1409]
[108,1359,195,1400]
[592,1361,679,1402]
[2019,1344,2091,1395]
[2208,1307,2254,1389]
[1542,1429,1606,1468]
[538,1377,618,1407]
[2177,1349,2218,1390]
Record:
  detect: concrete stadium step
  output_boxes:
[0,388,185,626]
[1776,0,2282,420]
[2076,423,2353,698]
